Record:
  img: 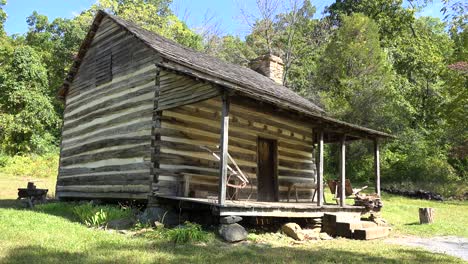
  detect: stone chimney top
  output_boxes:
[249,54,284,85]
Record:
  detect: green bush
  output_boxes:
[72,202,133,228]
[0,153,59,178]
[166,222,211,244]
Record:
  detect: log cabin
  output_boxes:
[56,11,392,218]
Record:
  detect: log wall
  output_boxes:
[57,17,158,200]
[154,85,317,201]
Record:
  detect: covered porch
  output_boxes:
[152,195,365,218]
[214,91,389,208]
[151,90,392,217]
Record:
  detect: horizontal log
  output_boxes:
[63,107,153,138]
[62,120,152,145]
[56,184,150,193]
[62,135,151,156]
[57,191,148,200]
[59,162,150,177]
[61,145,150,167]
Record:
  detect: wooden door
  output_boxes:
[257,138,278,202]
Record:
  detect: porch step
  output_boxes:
[336,221,378,238]
[322,213,361,237]
[353,227,390,240]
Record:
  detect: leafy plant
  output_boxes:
[72,202,133,228]
[166,222,211,244]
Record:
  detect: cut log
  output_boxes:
[419,208,435,224]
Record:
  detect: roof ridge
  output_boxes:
[100,10,325,114]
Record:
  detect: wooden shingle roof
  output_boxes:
[59,10,393,139]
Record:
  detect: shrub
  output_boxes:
[0,153,59,178]
[72,202,133,228]
[166,222,211,244]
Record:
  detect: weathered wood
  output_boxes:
[57,16,158,200]
[257,137,278,202]
[374,138,381,197]
[156,71,221,111]
[419,208,435,224]
[218,91,230,205]
[317,130,324,206]
[339,135,346,207]
[56,184,149,193]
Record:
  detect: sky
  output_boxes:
[3,0,446,37]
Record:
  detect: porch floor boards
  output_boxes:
[152,195,365,218]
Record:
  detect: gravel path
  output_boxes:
[386,235,468,261]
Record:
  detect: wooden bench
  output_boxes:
[17,182,48,208]
[284,180,324,203]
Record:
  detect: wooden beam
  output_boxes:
[339,135,346,207]
[218,91,230,205]
[374,138,381,197]
[316,130,324,206]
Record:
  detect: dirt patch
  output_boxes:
[386,235,468,261]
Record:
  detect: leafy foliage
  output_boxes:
[166,221,211,244]
[72,202,133,228]
[0,46,60,154]
[0,153,58,178]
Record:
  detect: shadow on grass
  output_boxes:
[2,241,462,264]
[0,198,79,223]
[0,199,25,209]
[405,222,422,226]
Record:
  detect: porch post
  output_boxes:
[316,130,324,206]
[339,135,346,207]
[218,91,230,205]
[374,138,381,197]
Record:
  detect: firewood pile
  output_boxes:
[354,193,383,213]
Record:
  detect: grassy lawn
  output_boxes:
[0,173,467,263]
[0,203,463,264]
[0,173,56,199]
[382,194,468,237]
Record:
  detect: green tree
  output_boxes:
[316,13,401,182]
[0,0,6,36]
[96,0,202,50]
[317,13,396,127]
[326,0,415,45]
[0,46,60,154]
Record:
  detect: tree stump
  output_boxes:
[419,208,435,224]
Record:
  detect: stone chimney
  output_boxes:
[249,54,284,84]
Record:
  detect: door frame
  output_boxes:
[256,137,279,202]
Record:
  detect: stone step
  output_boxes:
[322,213,361,237]
[353,227,390,240]
[336,221,378,238]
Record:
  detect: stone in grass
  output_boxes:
[219,223,248,242]
[107,218,135,230]
[281,223,305,241]
[138,207,181,227]
[220,215,243,224]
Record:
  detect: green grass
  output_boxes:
[0,202,463,264]
[382,193,468,237]
[1,172,467,263]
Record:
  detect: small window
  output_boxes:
[95,49,112,86]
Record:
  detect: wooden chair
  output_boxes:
[327,179,368,204]
[286,181,325,203]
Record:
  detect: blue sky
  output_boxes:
[4,0,445,37]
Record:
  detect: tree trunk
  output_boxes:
[419,208,435,224]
